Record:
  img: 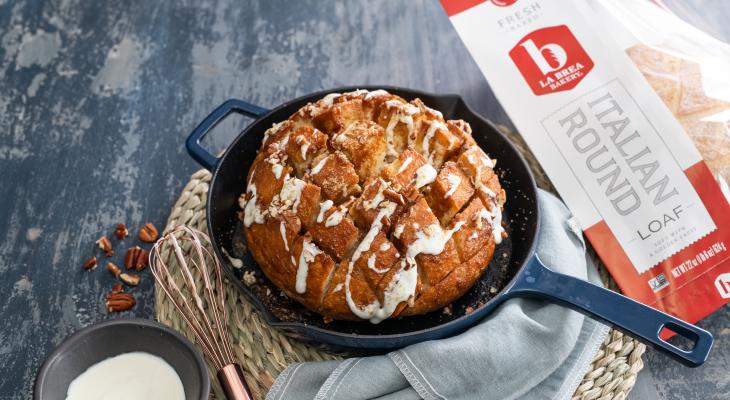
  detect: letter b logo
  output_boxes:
[520,39,568,75]
[509,25,594,96]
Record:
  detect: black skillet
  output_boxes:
[185,86,713,367]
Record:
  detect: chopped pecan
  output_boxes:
[124,246,149,271]
[402,185,421,203]
[114,223,129,240]
[119,273,140,286]
[107,262,121,278]
[96,236,113,256]
[138,223,159,243]
[82,256,97,270]
[111,283,124,294]
[106,292,136,313]
[383,188,405,205]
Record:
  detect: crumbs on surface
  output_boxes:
[242,270,256,286]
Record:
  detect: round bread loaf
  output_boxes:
[239,89,507,323]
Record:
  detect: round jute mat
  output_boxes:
[155,128,646,399]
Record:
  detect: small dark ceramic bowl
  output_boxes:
[34,318,210,400]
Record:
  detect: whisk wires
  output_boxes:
[150,225,236,370]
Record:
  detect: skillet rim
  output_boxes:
[204,85,540,343]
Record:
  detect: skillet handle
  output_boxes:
[504,255,713,367]
[186,99,269,170]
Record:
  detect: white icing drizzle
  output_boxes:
[332,283,343,293]
[265,152,286,179]
[311,157,328,175]
[444,174,461,198]
[279,221,289,252]
[325,206,345,227]
[344,192,469,324]
[363,180,386,210]
[273,135,289,151]
[300,143,309,160]
[398,157,413,173]
[280,176,305,212]
[406,221,465,259]
[364,89,389,100]
[243,183,266,227]
[476,208,491,230]
[317,200,334,223]
[467,151,505,244]
[385,115,400,158]
[379,243,391,251]
[470,154,497,200]
[422,120,446,162]
[469,231,479,240]
[295,237,322,294]
[384,100,419,116]
[344,202,399,323]
[271,163,283,179]
[263,121,288,144]
[481,155,495,169]
[348,89,368,97]
[425,106,444,119]
[367,254,389,273]
[321,92,341,107]
[414,164,437,189]
[270,175,305,216]
[490,203,504,244]
[394,224,404,238]
[476,206,504,244]
[384,102,417,158]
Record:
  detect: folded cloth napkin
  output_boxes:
[267,190,610,400]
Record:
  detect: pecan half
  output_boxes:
[114,223,129,240]
[82,256,97,270]
[138,223,159,243]
[107,262,121,278]
[106,292,136,313]
[96,236,113,256]
[119,273,140,286]
[124,246,149,271]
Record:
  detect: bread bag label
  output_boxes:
[441,0,730,325]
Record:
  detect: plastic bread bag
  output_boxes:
[596,0,730,195]
[440,0,730,336]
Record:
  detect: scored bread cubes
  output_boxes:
[309,152,361,203]
[239,89,507,323]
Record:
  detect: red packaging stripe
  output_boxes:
[440,0,487,17]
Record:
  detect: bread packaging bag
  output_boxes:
[440,0,730,331]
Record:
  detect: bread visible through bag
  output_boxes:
[627,44,730,184]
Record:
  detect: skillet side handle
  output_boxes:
[186,99,269,170]
[505,255,713,368]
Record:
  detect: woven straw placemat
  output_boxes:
[155,129,646,399]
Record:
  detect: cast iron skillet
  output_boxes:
[186,86,712,367]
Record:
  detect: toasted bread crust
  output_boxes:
[240,89,507,322]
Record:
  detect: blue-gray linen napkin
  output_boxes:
[267,190,610,400]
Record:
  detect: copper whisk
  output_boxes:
[150,225,253,400]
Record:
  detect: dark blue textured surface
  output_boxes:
[0,0,727,398]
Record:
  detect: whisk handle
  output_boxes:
[218,363,254,400]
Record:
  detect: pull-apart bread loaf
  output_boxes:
[239,89,507,323]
